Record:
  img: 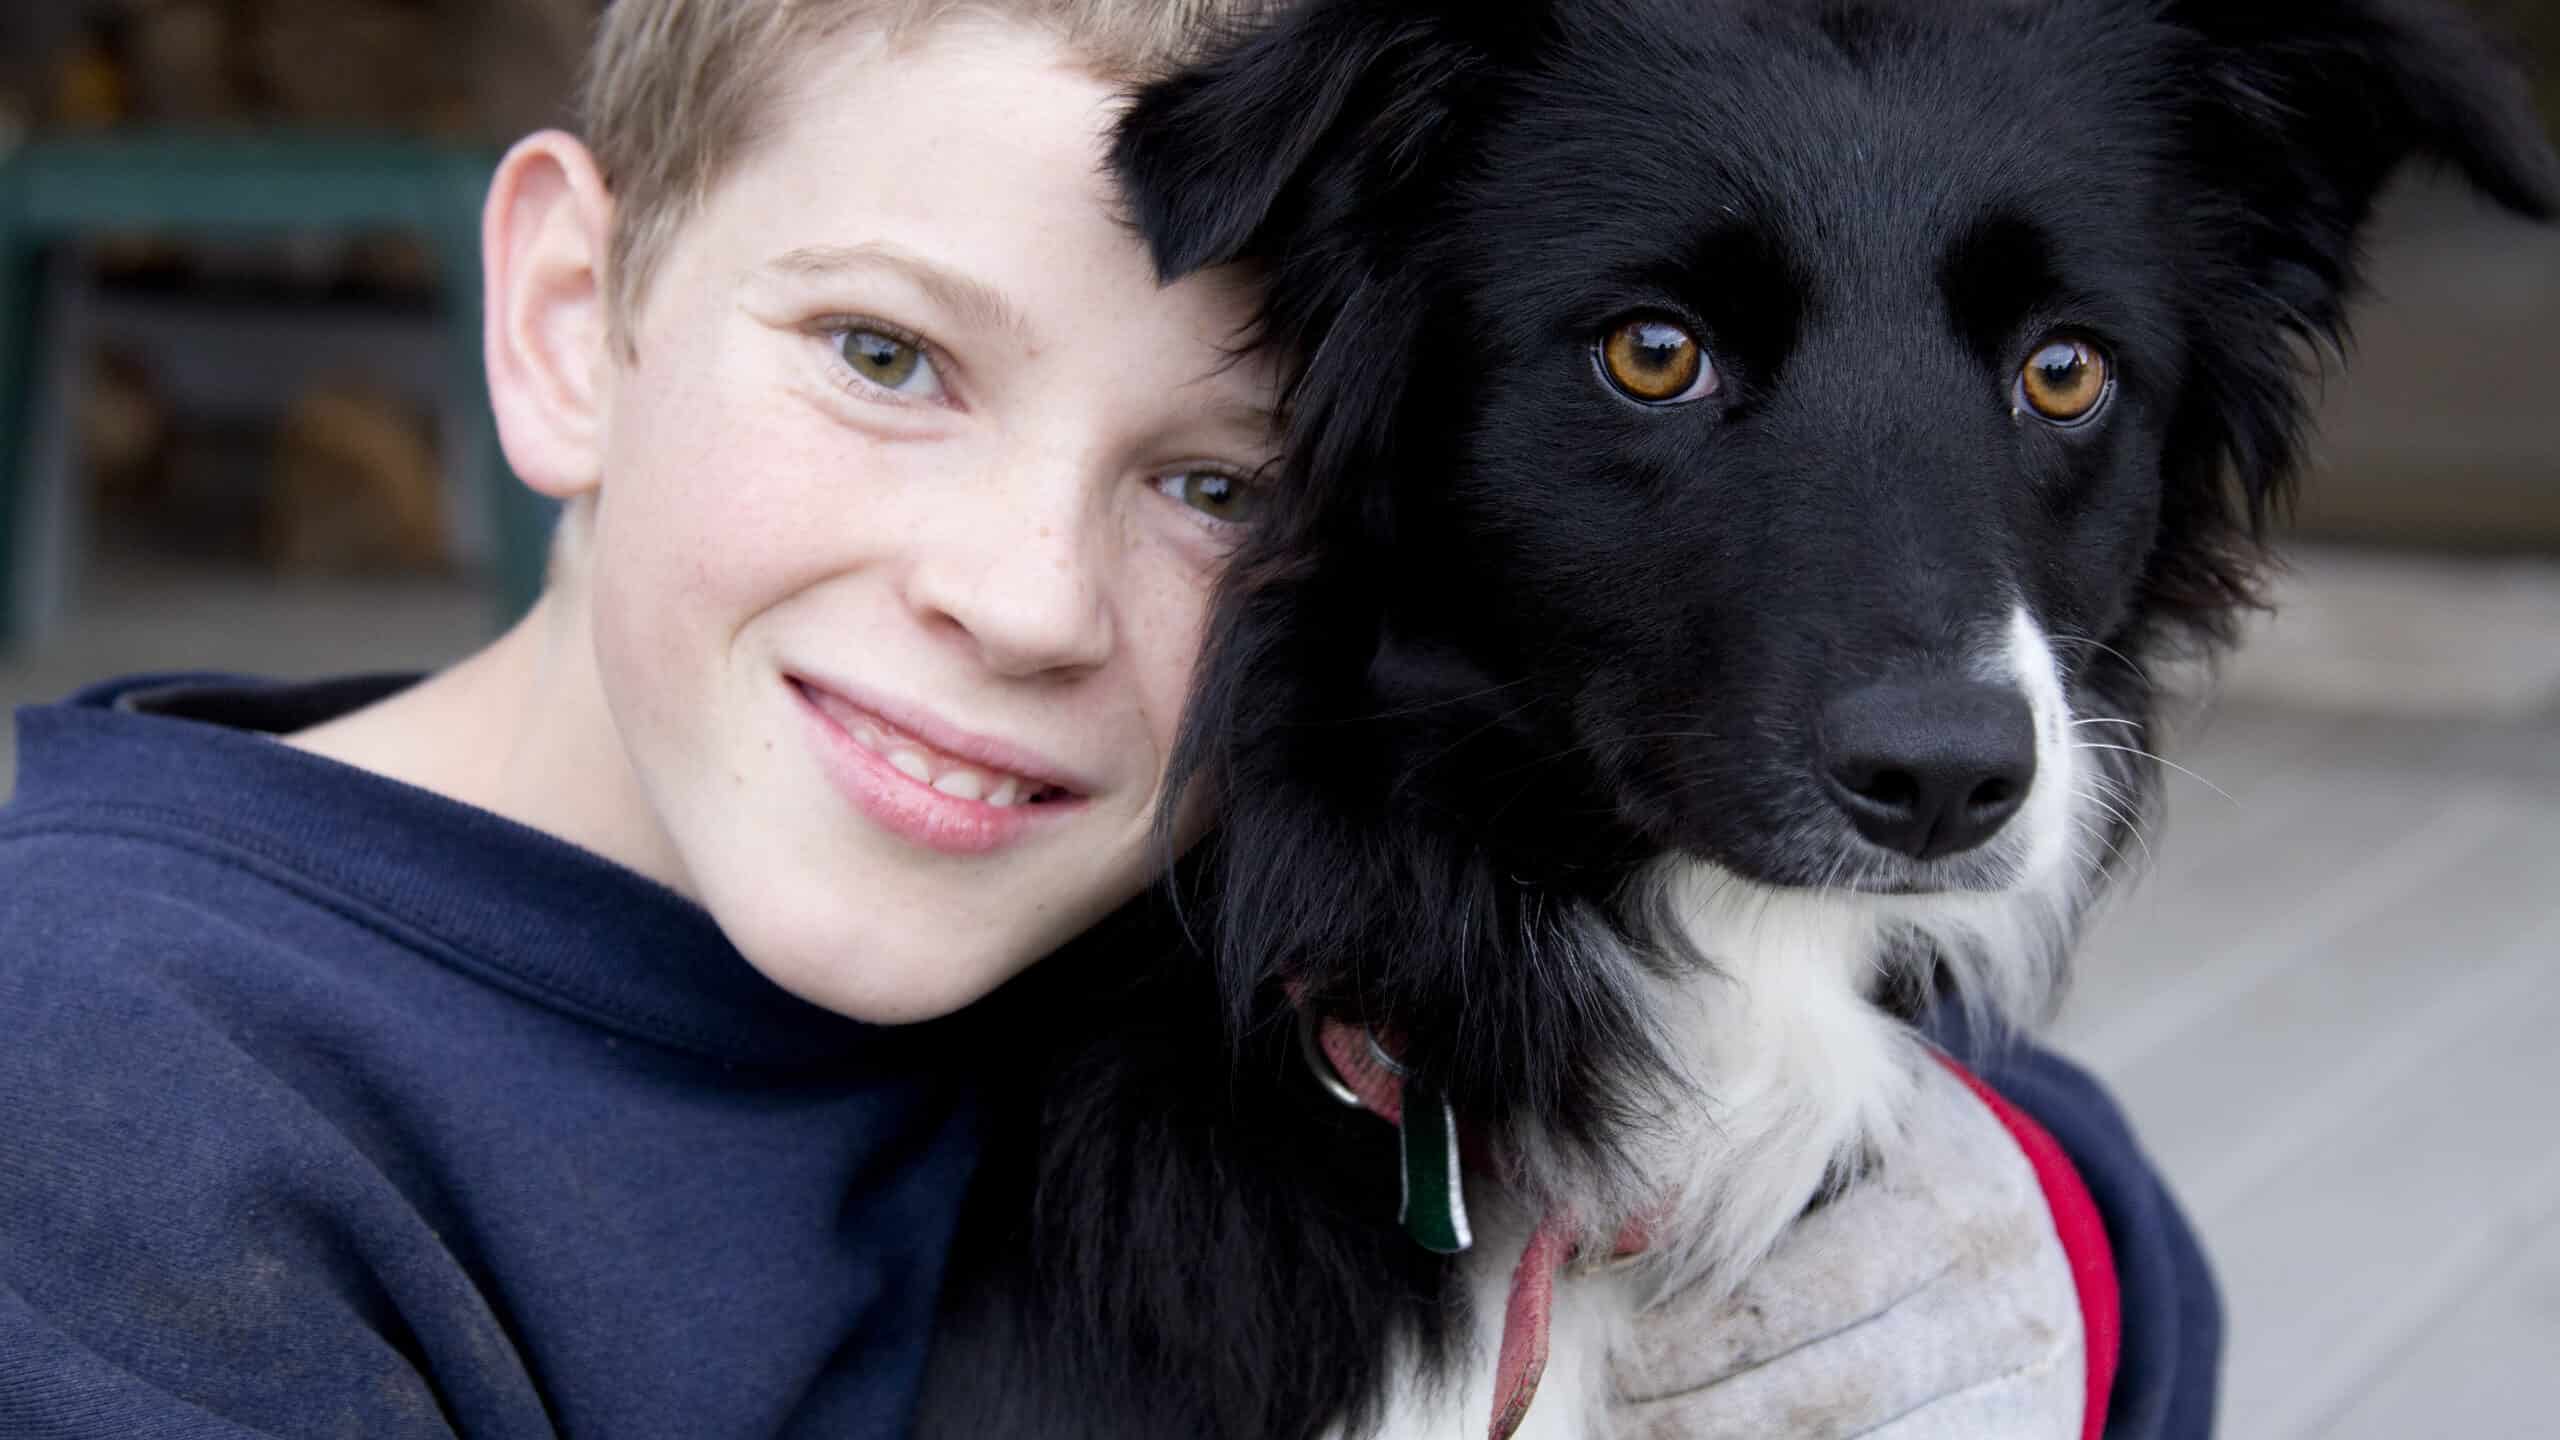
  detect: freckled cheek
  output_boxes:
[619,381,850,616]
[1122,562,1219,760]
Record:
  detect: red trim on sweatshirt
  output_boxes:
[1938,1053,2120,1440]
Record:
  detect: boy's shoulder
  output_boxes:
[1,673,467,1010]
[3,670,421,877]
[0,674,534,1436]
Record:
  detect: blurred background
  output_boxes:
[0,0,594,749]
[1,2,2555,1435]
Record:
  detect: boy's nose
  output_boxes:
[904,492,1115,679]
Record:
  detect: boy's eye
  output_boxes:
[1155,469,1262,526]
[833,327,946,401]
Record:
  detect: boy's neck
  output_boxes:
[285,579,690,894]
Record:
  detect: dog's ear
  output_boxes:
[1111,0,1509,283]
[2134,0,2558,644]
[2166,0,2558,321]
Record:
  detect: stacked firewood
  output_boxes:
[77,0,596,143]
[37,1,598,576]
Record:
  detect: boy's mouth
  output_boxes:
[791,680,1075,809]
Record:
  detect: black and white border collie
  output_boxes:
[917,2,2557,1436]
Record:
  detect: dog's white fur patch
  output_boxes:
[1350,607,2095,1439]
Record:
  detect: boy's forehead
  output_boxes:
[666,25,1084,288]
[758,11,1127,154]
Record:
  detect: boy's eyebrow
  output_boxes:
[764,243,1036,348]
[1193,396,1283,446]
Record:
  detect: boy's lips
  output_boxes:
[789,676,1092,856]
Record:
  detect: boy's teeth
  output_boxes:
[821,693,1048,806]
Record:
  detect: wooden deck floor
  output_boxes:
[2055,548,2560,1438]
[4,543,2556,1435]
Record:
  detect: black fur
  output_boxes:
[915,3,2556,1436]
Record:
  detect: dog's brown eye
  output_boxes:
[1599,319,1714,405]
[2018,338,2110,424]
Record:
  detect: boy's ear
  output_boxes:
[2166,0,2559,327]
[482,131,619,503]
[1110,0,1510,283]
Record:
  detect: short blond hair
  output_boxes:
[576,0,1270,346]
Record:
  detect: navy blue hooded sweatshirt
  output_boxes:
[0,676,981,1439]
[0,675,2217,1438]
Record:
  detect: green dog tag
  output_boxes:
[1399,1078,1473,1255]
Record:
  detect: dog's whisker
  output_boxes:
[2068,825,2129,871]
[2081,772,2154,819]
[2073,778,2142,822]
[2073,790,2155,870]
[2079,817,2141,874]
[2071,742,2239,807]
[2048,632,2148,678]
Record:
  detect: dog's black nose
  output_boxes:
[1818,682,2038,861]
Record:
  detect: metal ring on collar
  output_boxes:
[1296,1008,1367,1110]
[1364,1029,1413,1078]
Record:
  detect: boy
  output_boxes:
[1,1,2214,1435]
[1,3,1285,1435]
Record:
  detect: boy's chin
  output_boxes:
[734,921,1052,1027]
